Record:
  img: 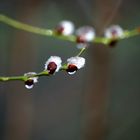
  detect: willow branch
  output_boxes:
[0,13,140,82]
[0,14,140,45]
[0,64,70,82]
[0,14,76,42]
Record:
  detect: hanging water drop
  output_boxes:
[66,64,78,75]
[25,79,34,89]
[24,72,38,89]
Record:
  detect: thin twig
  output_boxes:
[0,14,139,45]
[0,13,140,82]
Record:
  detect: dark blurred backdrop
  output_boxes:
[0,0,140,140]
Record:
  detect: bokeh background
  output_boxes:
[0,0,140,140]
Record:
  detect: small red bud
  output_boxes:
[76,36,86,43]
[55,26,64,35]
[47,62,57,74]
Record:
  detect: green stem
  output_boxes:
[0,65,66,82]
[77,47,86,56]
[122,29,140,38]
[0,71,50,82]
[0,76,25,81]
[0,14,139,45]
[0,14,76,42]
[0,14,53,36]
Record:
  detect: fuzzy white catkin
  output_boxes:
[76,26,95,42]
[67,56,85,69]
[104,25,123,38]
[58,20,75,35]
[44,56,62,72]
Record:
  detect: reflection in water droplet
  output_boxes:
[25,84,34,89]
[68,71,77,75]
[25,79,34,89]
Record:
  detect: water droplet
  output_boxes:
[25,84,34,89]
[68,71,77,75]
[66,64,78,75]
[25,79,34,89]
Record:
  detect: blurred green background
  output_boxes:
[0,0,140,140]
